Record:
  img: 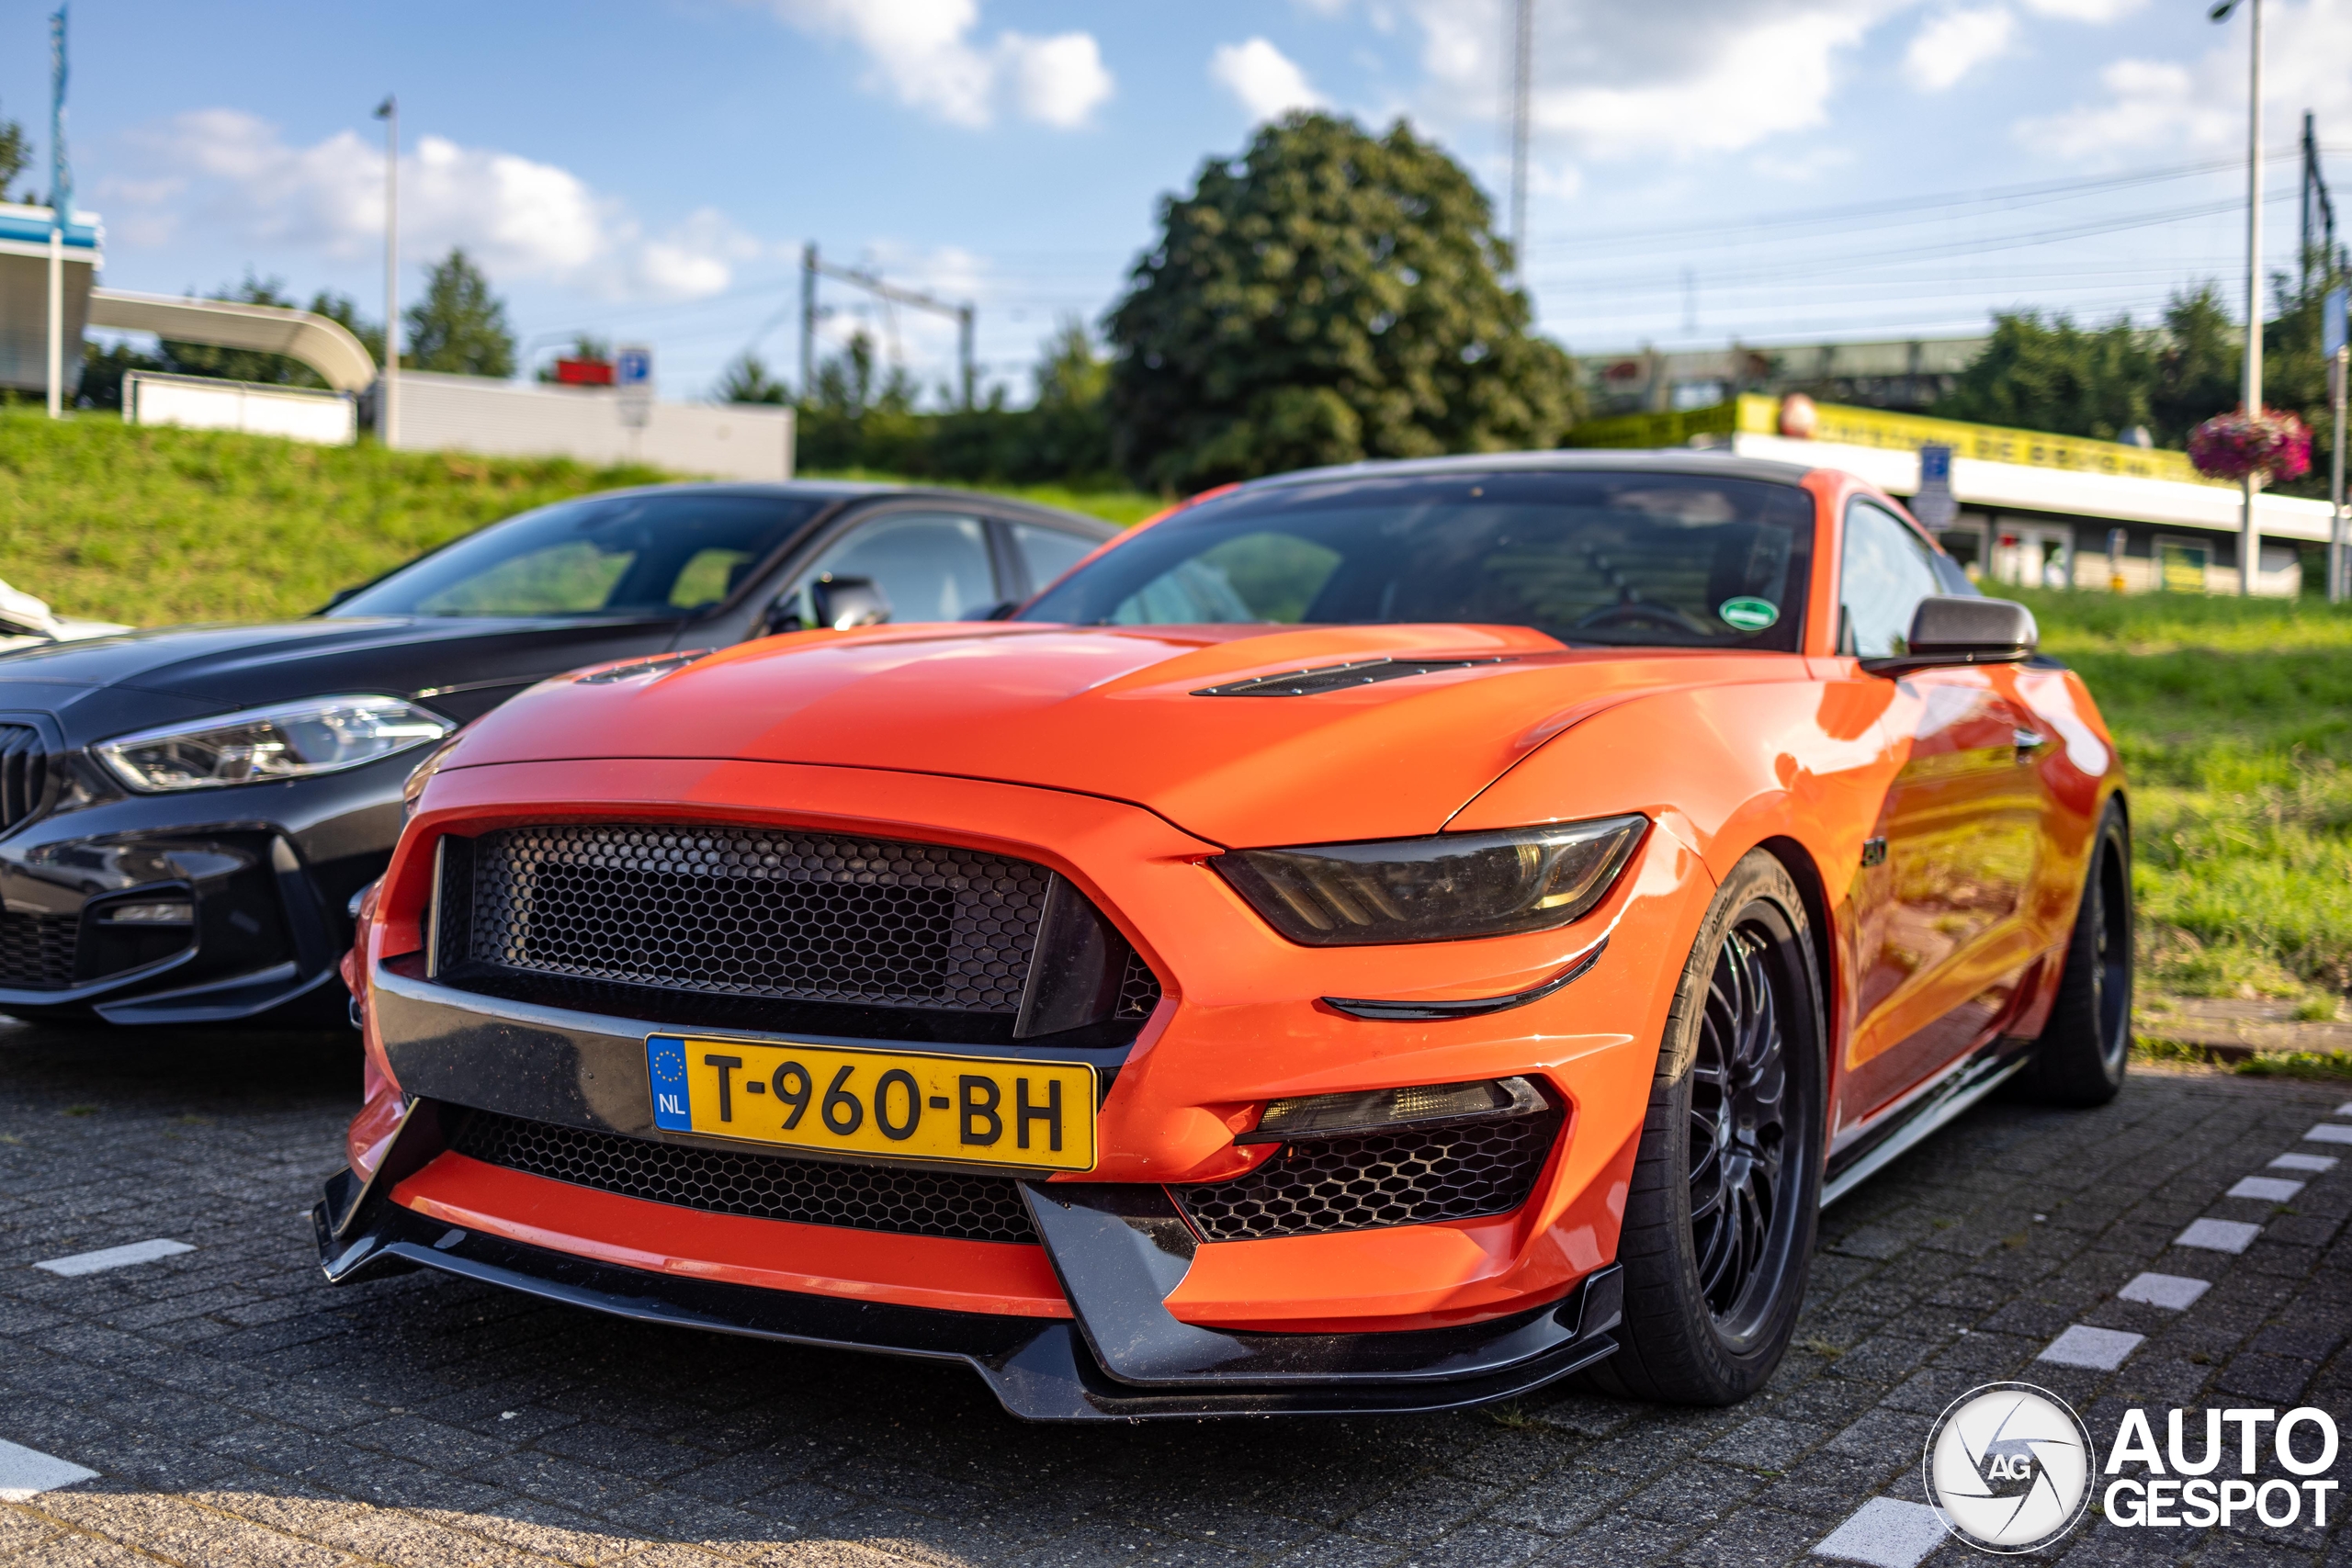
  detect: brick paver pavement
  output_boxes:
[0,1021,2345,1566]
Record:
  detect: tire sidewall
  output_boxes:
[1640,852,1828,1394]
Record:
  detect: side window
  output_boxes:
[1008,522,1102,595]
[775,513,1000,627]
[1839,502,1944,657]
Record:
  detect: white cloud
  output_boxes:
[111,109,762,301]
[2018,0,2143,19]
[1751,144,1859,181]
[1209,39,1329,121]
[760,0,1112,129]
[2018,0,2352,162]
[1903,5,2017,92]
[1408,0,1911,161]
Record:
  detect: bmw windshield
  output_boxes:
[331,491,825,619]
[1017,470,1815,651]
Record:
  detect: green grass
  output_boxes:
[2007,586,2352,1005]
[796,468,1164,527]
[0,413,1159,626]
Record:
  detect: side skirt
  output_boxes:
[1821,1039,2031,1208]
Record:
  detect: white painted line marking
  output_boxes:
[33,1238,193,1277]
[2039,1324,2144,1370]
[2270,1152,2338,1172]
[2305,1123,2352,1145]
[2335,1102,2352,1116]
[1814,1498,1948,1568]
[0,1438,96,1501]
[2117,1272,2210,1310]
[2228,1176,2305,1201]
[2176,1218,2263,1253]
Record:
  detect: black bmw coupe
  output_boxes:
[0,481,1115,1026]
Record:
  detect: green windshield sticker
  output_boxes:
[1718,596,1780,632]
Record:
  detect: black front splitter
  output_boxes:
[314,1187,1622,1423]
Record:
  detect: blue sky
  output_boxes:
[5,0,2346,403]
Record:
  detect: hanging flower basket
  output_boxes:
[2188,409,2312,483]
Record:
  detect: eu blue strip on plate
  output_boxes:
[647,1034,691,1130]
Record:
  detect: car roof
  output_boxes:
[579,479,1118,535]
[1230,448,1821,492]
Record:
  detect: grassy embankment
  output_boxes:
[0,413,2341,1043]
[0,411,1156,626]
[2005,587,2352,1055]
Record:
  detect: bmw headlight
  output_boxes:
[96,696,456,793]
[1216,816,1648,945]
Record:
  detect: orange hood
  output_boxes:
[445,623,1799,847]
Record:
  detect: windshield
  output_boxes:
[1017,470,1816,651]
[330,491,826,618]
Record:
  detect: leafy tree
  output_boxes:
[2149,283,2241,446]
[0,107,28,203]
[1017,317,1113,478]
[1103,110,1578,491]
[715,350,789,404]
[403,248,514,378]
[1930,310,2152,440]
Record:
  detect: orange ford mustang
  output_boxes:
[316,451,2131,1420]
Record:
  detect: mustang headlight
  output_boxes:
[1216,815,1648,945]
[97,695,456,793]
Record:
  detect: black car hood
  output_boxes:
[0,616,681,745]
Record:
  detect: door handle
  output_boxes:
[2012,728,2047,761]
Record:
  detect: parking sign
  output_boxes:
[616,344,653,429]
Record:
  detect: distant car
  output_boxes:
[321,452,2130,1420]
[0,482,1116,1026]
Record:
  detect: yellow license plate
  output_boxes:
[646,1034,1097,1172]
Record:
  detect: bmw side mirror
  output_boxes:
[1865,595,2038,675]
[808,574,891,631]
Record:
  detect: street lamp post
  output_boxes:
[45,3,69,422]
[2213,0,2263,596]
[374,96,400,447]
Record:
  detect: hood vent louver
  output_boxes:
[1192,657,1508,698]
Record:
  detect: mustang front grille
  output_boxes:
[454,824,1053,1011]
[0,909,78,990]
[451,1110,1040,1244]
[1174,1109,1562,1241]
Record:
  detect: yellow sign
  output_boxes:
[648,1033,1097,1172]
[1756,399,2211,485]
[1567,393,2218,487]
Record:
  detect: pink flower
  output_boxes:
[2188,409,2312,482]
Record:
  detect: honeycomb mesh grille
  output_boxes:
[1175,1111,1561,1241]
[451,1110,1039,1244]
[0,910,77,989]
[1117,947,1162,1019]
[467,825,1053,1011]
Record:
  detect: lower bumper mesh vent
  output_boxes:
[0,910,77,989]
[451,1110,1039,1244]
[1175,1111,1562,1241]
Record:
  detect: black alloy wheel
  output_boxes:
[2011,797,2132,1108]
[1585,850,1824,1405]
[1689,922,1792,1337]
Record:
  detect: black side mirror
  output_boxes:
[1864,595,2037,675]
[808,574,891,631]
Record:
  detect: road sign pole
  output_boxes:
[2334,344,2348,604]
[2326,288,2348,604]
